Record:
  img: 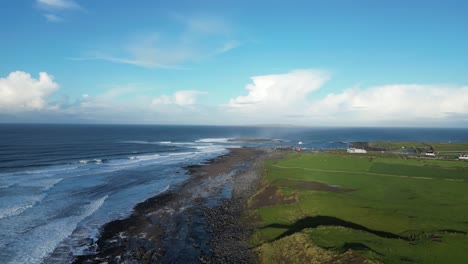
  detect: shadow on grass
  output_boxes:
[322,242,385,256]
[440,229,467,235]
[263,215,408,241]
[340,243,384,256]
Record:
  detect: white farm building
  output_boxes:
[347,148,367,154]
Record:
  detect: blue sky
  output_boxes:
[1,0,467,126]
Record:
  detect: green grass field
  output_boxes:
[371,141,468,154]
[248,152,468,264]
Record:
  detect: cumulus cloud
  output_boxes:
[308,84,468,124]
[3,69,467,127]
[0,71,59,111]
[227,69,330,112]
[225,69,468,126]
[152,90,206,106]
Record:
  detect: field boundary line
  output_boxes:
[271,165,466,182]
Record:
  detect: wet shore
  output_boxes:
[74,147,270,263]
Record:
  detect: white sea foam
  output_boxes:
[0,138,230,263]
[0,165,79,178]
[0,194,45,220]
[121,140,197,146]
[170,142,197,145]
[0,182,14,189]
[195,138,232,143]
[7,195,109,264]
[130,153,161,161]
[34,177,64,190]
[121,140,156,144]
[68,184,172,257]
[168,152,193,156]
[0,178,63,220]
[79,159,103,164]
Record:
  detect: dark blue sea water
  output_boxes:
[1,124,468,263]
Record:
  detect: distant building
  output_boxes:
[401,148,417,154]
[347,148,367,154]
[459,154,468,160]
[275,145,292,151]
[425,150,436,156]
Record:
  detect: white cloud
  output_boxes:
[308,84,468,124]
[173,14,230,35]
[37,0,80,10]
[37,0,82,22]
[78,86,144,111]
[78,15,239,68]
[152,90,206,106]
[225,69,468,126]
[72,88,210,124]
[97,34,192,69]
[44,14,63,22]
[0,71,59,111]
[214,40,241,55]
[2,69,467,127]
[227,69,330,111]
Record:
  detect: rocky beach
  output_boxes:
[73,147,270,264]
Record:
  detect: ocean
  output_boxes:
[1,124,468,263]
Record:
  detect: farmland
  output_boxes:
[247,150,468,263]
[367,141,468,157]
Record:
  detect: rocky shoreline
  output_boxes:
[74,147,270,264]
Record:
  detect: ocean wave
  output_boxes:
[121,140,177,145]
[78,159,105,164]
[0,165,79,177]
[121,140,197,146]
[121,140,159,145]
[168,152,194,156]
[0,194,45,220]
[128,154,161,161]
[0,178,63,220]
[195,138,232,143]
[36,177,64,191]
[0,142,230,263]
[6,195,109,264]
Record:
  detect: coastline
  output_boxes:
[74,147,271,263]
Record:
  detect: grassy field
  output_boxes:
[247,151,468,263]
[371,141,468,154]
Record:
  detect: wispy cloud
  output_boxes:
[37,0,80,10]
[44,13,63,22]
[152,90,207,106]
[171,13,231,35]
[36,0,82,22]
[76,14,240,68]
[214,40,241,55]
